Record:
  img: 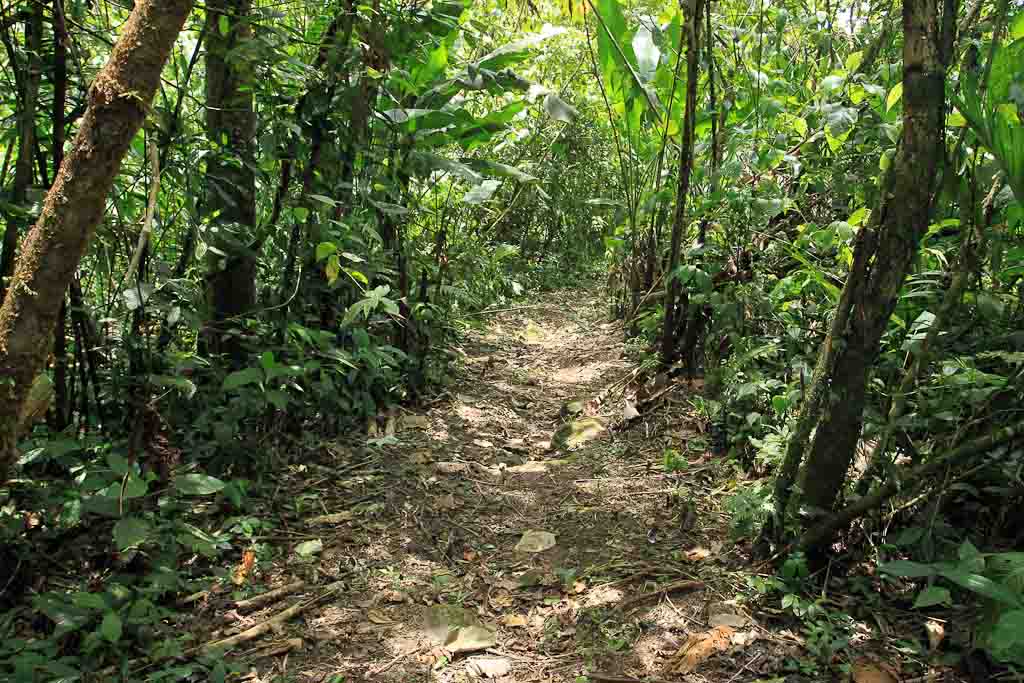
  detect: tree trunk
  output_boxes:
[51,0,71,430]
[0,4,43,304]
[792,0,955,543]
[203,0,257,361]
[660,0,703,367]
[0,0,193,483]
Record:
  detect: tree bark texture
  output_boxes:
[203,0,257,359]
[660,0,703,367]
[0,0,194,483]
[794,0,954,535]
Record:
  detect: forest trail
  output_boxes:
[212,284,778,682]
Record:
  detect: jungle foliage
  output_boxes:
[0,0,1023,676]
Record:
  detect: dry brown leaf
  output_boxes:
[401,415,431,430]
[683,547,711,562]
[308,511,354,525]
[466,657,511,678]
[851,658,899,683]
[489,591,514,608]
[231,549,256,586]
[669,625,735,674]
[463,549,479,562]
[367,610,393,625]
[925,619,945,651]
[500,614,528,627]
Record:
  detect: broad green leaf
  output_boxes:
[223,367,263,391]
[295,539,323,557]
[938,568,1023,607]
[475,25,566,71]
[174,473,227,496]
[316,242,337,262]
[959,539,981,561]
[218,15,229,36]
[886,82,903,111]
[1011,12,1024,41]
[465,159,537,183]
[989,610,1024,661]
[113,517,151,550]
[879,560,937,578]
[266,390,289,410]
[913,586,951,608]
[150,375,197,399]
[99,611,122,643]
[308,194,337,206]
[845,50,864,73]
[411,152,482,182]
[989,39,1024,106]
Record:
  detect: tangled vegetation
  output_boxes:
[0,0,1023,678]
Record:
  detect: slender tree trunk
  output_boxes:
[781,0,956,548]
[0,0,193,483]
[0,4,43,304]
[51,0,71,429]
[661,0,703,367]
[203,0,256,361]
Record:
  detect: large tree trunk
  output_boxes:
[660,0,702,367]
[203,0,257,361]
[0,0,193,483]
[779,0,955,547]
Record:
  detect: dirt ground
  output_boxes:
[191,285,899,683]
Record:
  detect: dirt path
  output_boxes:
[215,285,773,682]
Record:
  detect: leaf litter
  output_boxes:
[179,286,898,682]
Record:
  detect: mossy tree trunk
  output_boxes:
[771,0,956,549]
[0,0,194,483]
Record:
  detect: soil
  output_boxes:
[186,285,934,683]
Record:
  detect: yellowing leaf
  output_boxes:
[845,50,864,73]
[886,82,903,112]
[500,614,528,627]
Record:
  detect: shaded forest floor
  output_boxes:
[191,285,913,683]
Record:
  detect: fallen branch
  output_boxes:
[466,304,548,317]
[614,579,704,614]
[588,673,674,683]
[365,645,425,678]
[242,637,304,659]
[235,580,306,614]
[201,580,344,654]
